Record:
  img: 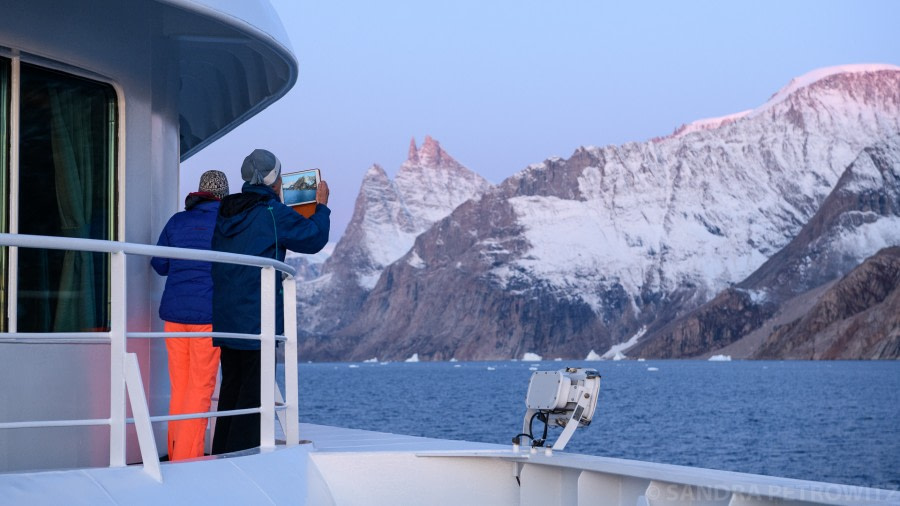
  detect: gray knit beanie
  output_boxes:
[198,170,229,199]
[241,149,282,186]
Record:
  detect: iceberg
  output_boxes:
[612,351,627,361]
[522,352,543,361]
[708,354,732,362]
[585,350,602,361]
[405,353,420,363]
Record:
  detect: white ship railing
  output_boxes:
[0,233,300,481]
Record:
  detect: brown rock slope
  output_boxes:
[754,247,900,359]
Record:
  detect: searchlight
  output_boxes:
[514,367,601,451]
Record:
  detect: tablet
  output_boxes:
[282,169,320,206]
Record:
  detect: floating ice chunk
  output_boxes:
[708,354,732,362]
[487,366,496,371]
[637,358,646,362]
[449,358,458,362]
[405,353,420,363]
[522,352,543,362]
[363,357,378,363]
[529,366,539,371]
[585,350,602,361]
[553,358,562,361]
[348,364,360,368]
[453,364,462,368]
[647,367,659,372]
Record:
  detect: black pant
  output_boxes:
[212,347,260,454]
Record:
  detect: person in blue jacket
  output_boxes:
[211,148,330,454]
[151,169,229,460]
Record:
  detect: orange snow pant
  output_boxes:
[164,321,220,461]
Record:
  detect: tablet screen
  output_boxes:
[282,169,320,206]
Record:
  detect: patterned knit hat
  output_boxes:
[241,149,282,186]
[198,170,229,199]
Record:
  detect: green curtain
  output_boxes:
[48,86,97,332]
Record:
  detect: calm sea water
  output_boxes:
[283,360,900,490]
[284,188,316,206]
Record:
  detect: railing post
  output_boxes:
[259,266,275,449]
[109,250,127,466]
[123,353,161,481]
[7,57,21,333]
[282,276,299,445]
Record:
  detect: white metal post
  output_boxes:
[282,276,299,445]
[109,250,127,466]
[123,353,161,481]
[259,266,275,449]
[7,56,20,332]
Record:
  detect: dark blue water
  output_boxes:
[284,188,316,205]
[285,360,900,490]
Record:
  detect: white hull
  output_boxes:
[2,423,897,505]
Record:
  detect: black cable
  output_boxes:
[512,433,533,445]
[513,411,554,448]
[528,411,541,437]
[540,412,549,443]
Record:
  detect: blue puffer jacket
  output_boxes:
[212,183,330,350]
[150,195,220,324]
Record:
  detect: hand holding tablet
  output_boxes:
[282,169,326,217]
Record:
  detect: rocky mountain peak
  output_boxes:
[407,138,419,164]
[401,135,458,170]
[296,137,492,345]
[658,65,900,142]
[763,64,900,108]
[363,163,389,182]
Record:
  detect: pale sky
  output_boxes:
[181,0,900,240]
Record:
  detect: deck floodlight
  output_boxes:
[516,367,601,451]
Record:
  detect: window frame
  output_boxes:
[0,51,122,333]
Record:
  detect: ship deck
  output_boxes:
[2,423,898,505]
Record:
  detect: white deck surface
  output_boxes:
[1,423,898,505]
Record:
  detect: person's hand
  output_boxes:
[316,180,330,206]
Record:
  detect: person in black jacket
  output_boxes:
[151,169,229,460]
[211,149,330,454]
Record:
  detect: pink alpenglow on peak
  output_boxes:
[407,138,420,164]
[752,63,900,117]
[412,135,457,168]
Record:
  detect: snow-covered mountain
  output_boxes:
[319,64,900,361]
[630,137,900,359]
[295,136,491,348]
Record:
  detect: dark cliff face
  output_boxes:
[754,247,900,359]
[330,194,637,361]
[630,289,778,359]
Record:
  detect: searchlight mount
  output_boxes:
[513,367,601,452]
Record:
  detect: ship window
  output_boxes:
[14,64,117,332]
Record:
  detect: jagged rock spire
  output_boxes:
[419,135,443,166]
[408,137,419,164]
